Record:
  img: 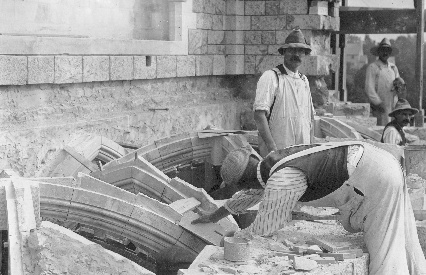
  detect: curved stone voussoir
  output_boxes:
[39,133,127,178]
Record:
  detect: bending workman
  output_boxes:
[192,141,426,275]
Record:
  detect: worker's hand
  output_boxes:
[191,214,212,224]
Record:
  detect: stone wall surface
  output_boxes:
[0,0,339,177]
[0,76,251,177]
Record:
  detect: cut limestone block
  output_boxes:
[309,1,328,15]
[170,198,201,215]
[179,212,224,246]
[293,256,318,271]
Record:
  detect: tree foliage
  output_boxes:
[347,34,425,111]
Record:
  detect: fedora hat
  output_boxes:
[278,29,312,55]
[388,98,418,117]
[370,38,399,56]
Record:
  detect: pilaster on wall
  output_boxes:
[0,0,339,86]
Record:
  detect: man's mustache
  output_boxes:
[290,56,301,62]
[403,119,410,124]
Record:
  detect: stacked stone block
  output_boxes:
[0,0,339,86]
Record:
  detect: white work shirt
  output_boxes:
[382,126,404,145]
[253,65,314,156]
[225,145,363,236]
[365,59,399,125]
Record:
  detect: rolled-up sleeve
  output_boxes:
[224,189,264,214]
[253,70,278,116]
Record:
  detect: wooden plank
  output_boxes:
[169,198,201,215]
[339,8,418,34]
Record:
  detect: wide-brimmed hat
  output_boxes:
[220,145,254,187]
[278,29,312,55]
[388,98,418,117]
[370,38,399,56]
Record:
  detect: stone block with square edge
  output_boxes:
[266,1,280,15]
[212,55,225,75]
[280,0,308,15]
[196,13,213,30]
[224,16,250,31]
[110,56,133,80]
[245,55,256,74]
[192,0,204,13]
[83,56,109,82]
[251,16,278,30]
[212,14,223,30]
[287,15,339,31]
[134,193,182,222]
[225,55,244,75]
[131,167,169,197]
[208,45,226,54]
[28,56,54,84]
[176,229,208,254]
[309,1,329,15]
[129,205,183,239]
[179,211,224,246]
[208,30,225,44]
[188,29,208,54]
[0,55,27,85]
[226,45,244,55]
[245,1,265,15]
[78,173,136,203]
[245,45,268,55]
[157,56,177,79]
[299,55,338,76]
[196,55,213,76]
[70,188,135,217]
[134,56,157,79]
[244,31,262,44]
[224,31,244,44]
[226,0,244,16]
[169,197,201,215]
[255,55,284,74]
[12,180,38,232]
[177,55,196,77]
[55,56,83,84]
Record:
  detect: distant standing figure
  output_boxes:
[365,38,400,126]
[381,98,418,146]
[253,29,315,157]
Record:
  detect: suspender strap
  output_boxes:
[268,64,305,122]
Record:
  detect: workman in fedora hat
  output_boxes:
[365,38,400,126]
[253,28,315,158]
[192,142,426,275]
[381,98,418,145]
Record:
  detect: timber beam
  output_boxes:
[339,7,418,34]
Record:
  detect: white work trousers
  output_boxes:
[343,145,426,275]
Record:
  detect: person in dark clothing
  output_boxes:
[381,98,418,145]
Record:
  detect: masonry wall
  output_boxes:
[0,0,339,176]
